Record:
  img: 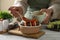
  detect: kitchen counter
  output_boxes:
[0,29,60,40]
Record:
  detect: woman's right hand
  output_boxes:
[9,6,23,17]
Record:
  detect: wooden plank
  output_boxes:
[8,28,45,39]
[0,30,7,34]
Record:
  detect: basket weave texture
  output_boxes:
[20,24,41,34]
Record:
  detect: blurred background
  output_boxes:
[0,0,15,11]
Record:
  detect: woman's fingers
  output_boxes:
[11,10,20,17]
[9,6,23,18]
[40,9,47,13]
[40,9,51,24]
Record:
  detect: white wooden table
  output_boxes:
[0,29,60,40]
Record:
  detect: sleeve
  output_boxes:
[48,0,60,9]
[48,0,60,19]
[12,0,28,14]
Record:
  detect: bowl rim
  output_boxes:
[19,24,41,27]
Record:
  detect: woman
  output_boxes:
[9,0,60,24]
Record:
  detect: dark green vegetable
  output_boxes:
[0,11,13,19]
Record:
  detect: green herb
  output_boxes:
[0,11,13,19]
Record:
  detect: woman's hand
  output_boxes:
[9,6,23,17]
[40,9,53,24]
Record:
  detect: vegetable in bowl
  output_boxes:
[0,11,13,31]
[0,11,13,22]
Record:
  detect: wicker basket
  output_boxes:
[19,24,41,34]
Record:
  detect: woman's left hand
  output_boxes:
[40,8,53,24]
